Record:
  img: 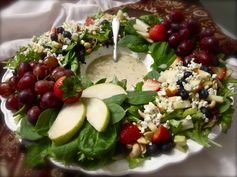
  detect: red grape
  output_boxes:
[161,19,171,29]
[17,62,32,78]
[27,106,41,125]
[43,56,59,70]
[193,51,218,66]
[200,36,219,52]
[51,69,74,81]
[170,11,184,23]
[176,39,195,57]
[29,61,38,69]
[185,18,201,35]
[0,82,15,97]
[170,23,180,32]
[18,89,36,105]
[166,29,175,37]
[179,28,190,41]
[168,32,181,47]
[35,80,54,95]
[199,28,214,39]
[6,95,19,111]
[17,73,37,90]
[33,64,49,79]
[8,75,19,90]
[40,92,62,109]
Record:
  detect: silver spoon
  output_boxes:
[112,17,120,62]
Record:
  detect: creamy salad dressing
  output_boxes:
[86,54,147,89]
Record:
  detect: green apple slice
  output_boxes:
[48,102,86,145]
[81,83,126,99]
[83,97,110,132]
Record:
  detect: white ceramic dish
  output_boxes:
[0,47,223,176]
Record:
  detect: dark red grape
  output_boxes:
[29,61,38,69]
[161,19,171,29]
[170,11,184,23]
[6,95,19,111]
[186,18,201,35]
[166,29,175,37]
[193,51,218,66]
[0,82,15,97]
[200,36,219,52]
[168,32,181,47]
[40,92,62,109]
[17,73,37,90]
[35,80,54,95]
[52,67,65,75]
[176,40,195,57]
[8,75,19,90]
[183,54,195,66]
[17,62,32,78]
[52,69,74,81]
[18,89,36,105]
[43,56,59,70]
[27,106,41,125]
[170,23,180,32]
[179,28,190,41]
[33,64,49,79]
[199,28,214,39]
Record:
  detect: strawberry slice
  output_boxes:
[210,67,227,80]
[119,123,141,144]
[142,79,161,91]
[152,125,171,144]
[149,24,167,41]
[170,56,183,68]
[85,17,94,26]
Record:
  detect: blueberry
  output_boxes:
[161,140,174,153]
[178,88,189,100]
[200,64,212,74]
[57,26,64,33]
[146,144,162,156]
[200,106,212,118]
[50,33,58,41]
[63,31,72,39]
[199,89,209,99]
[183,71,192,79]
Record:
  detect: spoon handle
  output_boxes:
[112,17,120,62]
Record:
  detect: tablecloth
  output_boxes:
[0,0,236,177]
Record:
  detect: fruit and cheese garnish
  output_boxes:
[0,9,236,170]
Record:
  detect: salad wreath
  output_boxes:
[0,10,236,169]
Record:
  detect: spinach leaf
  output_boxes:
[34,109,59,136]
[134,81,143,91]
[149,42,176,71]
[79,75,93,89]
[124,19,137,35]
[219,108,234,133]
[110,76,127,90]
[144,70,160,80]
[87,30,110,42]
[107,103,126,124]
[51,138,79,163]
[127,105,141,117]
[78,122,117,158]
[19,116,42,141]
[25,142,50,168]
[217,98,231,113]
[95,78,107,84]
[139,15,162,26]
[125,115,141,123]
[118,35,149,53]
[103,94,127,105]
[128,156,147,169]
[127,91,157,105]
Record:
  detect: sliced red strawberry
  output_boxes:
[152,125,171,144]
[149,24,167,42]
[210,67,227,80]
[170,56,183,67]
[85,17,94,26]
[142,79,161,91]
[54,76,83,104]
[119,123,141,144]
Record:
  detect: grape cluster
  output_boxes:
[163,11,219,66]
[0,56,73,125]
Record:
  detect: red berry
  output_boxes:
[119,123,141,144]
[152,125,171,144]
[149,24,167,41]
[170,11,184,23]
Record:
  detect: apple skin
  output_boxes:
[48,102,86,145]
[81,83,126,99]
[82,97,110,132]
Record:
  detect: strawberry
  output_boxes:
[142,79,161,91]
[170,56,183,68]
[149,24,167,42]
[85,17,94,26]
[210,67,227,80]
[54,76,83,104]
[152,125,171,144]
[119,123,141,144]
